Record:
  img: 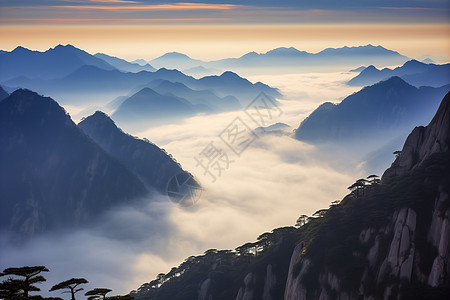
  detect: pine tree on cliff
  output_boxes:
[50,278,88,300]
[0,266,49,298]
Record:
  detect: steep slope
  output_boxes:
[294,77,449,143]
[132,93,450,300]
[0,90,147,235]
[0,44,115,82]
[0,85,8,101]
[146,79,241,111]
[382,92,450,181]
[194,71,281,106]
[348,60,450,87]
[95,53,156,73]
[285,92,450,299]
[78,111,190,193]
[111,87,196,127]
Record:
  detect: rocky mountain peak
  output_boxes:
[382,92,450,182]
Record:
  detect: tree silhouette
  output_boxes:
[313,209,328,218]
[393,150,402,158]
[85,288,112,300]
[0,266,49,298]
[295,215,308,227]
[367,174,380,185]
[50,278,88,300]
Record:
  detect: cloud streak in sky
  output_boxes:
[0,0,448,25]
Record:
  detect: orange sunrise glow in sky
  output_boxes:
[0,0,449,61]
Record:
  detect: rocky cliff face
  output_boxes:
[382,92,450,182]
[131,93,450,300]
[284,92,450,299]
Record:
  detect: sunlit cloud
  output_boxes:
[0,17,226,23]
[48,3,240,11]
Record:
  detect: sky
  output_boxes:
[0,0,449,60]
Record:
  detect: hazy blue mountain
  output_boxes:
[193,71,281,106]
[318,44,402,57]
[0,44,115,82]
[146,79,241,111]
[208,44,408,72]
[78,111,191,193]
[254,122,291,135]
[295,76,450,143]
[145,45,408,75]
[349,66,366,72]
[132,59,148,66]
[132,93,450,300]
[150,52,204,70]
[182,65,221,78]
[0,89,147,235]
[0,85,8,101]
[112,87,197,127]
[3,66,197,105]
[94,53,156,72]
[421,58,434,64]
[348,60,450,87]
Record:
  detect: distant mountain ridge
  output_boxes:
[348,60,450,88]
[94,53,156,73]
[149,44,409,74]
[0,44,116,82]
[111,87,197,127]
[295,76,450,143]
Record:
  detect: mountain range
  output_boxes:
[149,45,409,74]
[131,91,450,300]
[94,53,156,73]
[0,44,115,82]
[348,60,450,87]
[294,76,450,143]
[0,89,193,235]
[1,45,281,122]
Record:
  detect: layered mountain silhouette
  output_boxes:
[0,89,193,235]
[0,44,115,82]
[78,111,190,193]
[348,60,450,87]
[295,77,450,143]
[150,45,408,74]
[112,87,197,127]
[150,52,204,70]
[94,53,156,73]
[132,92,450,300]
[4,59,279,109]
[145,79,241,112]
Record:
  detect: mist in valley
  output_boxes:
[0,69,416,295]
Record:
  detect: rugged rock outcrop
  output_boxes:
[383,92,450,182]
[285,93,450,299]
[131,93,450,300]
